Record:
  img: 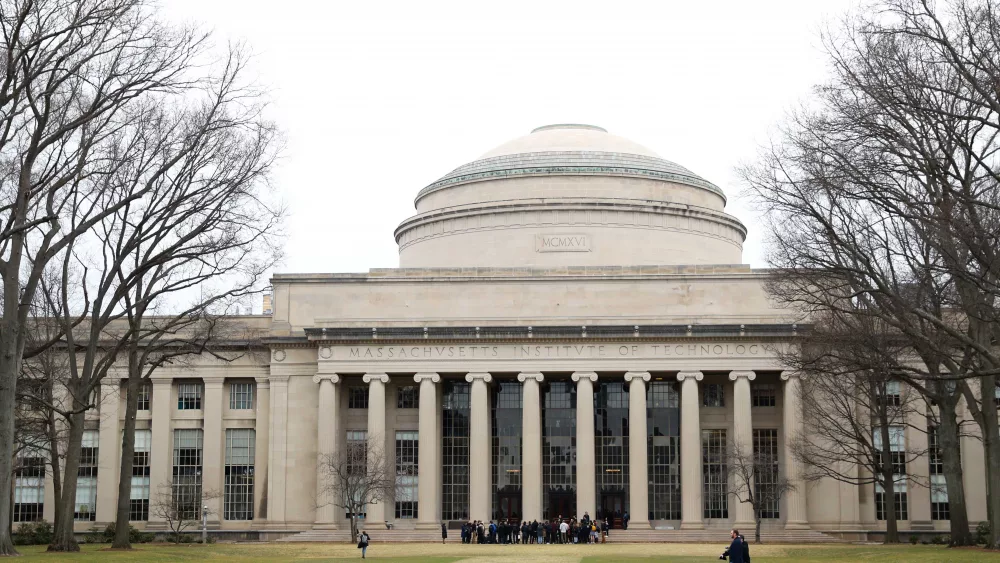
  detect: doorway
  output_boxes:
[496,491,521,522]
[600,492,626,528]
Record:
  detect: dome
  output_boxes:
[395,124,747,269]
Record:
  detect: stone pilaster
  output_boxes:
[518,372,545,522]
[466,372,493,522]
[267,374,290,525]
[96,379,121,524]
[414,372,441,529]
[147,379,173,525]
[254,377,270,522]
[314,373,341,528]
[363,373,389,524]
[202,377,225,525]
[730,370,756,529]
[677,371,704,529]
[625,371,650,528]
[780,371,809,529]
[573,371,598,519]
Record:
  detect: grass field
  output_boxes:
[6,542,1000,562]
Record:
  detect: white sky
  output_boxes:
[162,0,858,275]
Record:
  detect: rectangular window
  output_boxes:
[395,430,419,519]
[397,386,419,409]
[75,430,99,521]
[702,429,728,519]
[13,448,46,522]
[878,380,902,407]
[442,381,471,521]
[348,386,369,409]
[492,381,522,521]
[346,430,368,516]
[751,384,776,408]
[172,429,204,520]
[130,429,151,521]
[648,382,681,521]
[136,383,151,411]
[177,382,202,410]
[229,382,254,410]
[595,382,629,507]
[703,384,725,408]
[874,425,907,521]
[224,429,255,520]
[753,429,779,519]
[928,425,951,521]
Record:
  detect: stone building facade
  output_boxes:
[14,124,986,539]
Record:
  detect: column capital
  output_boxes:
[728,370,757,381]
[413,372,440,383]
[203,376,226,387]
[780,370,802,381]
[465,372,492,383]
[517,372,544,383]
[624,371,650,383]
[312,373,341,384]
[676,371,703,382]
[571,371,598,382]
[255,376,271,388]
[363,373,389,384]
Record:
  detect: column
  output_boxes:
[573,371,597,519]
[267,374,290,525]
[363,373,389,523]
[677,371,703,529]
[730,370,756,528]
[314,373,340,528]
[254,377,270,522]
[625,371,650,528]
[466,372,492,522]
[414,372,441,529]
[202,377,225,525]
[518,372,544,522]
[147,379,173,525]
[780,371,808,529]
[96,379,121,523]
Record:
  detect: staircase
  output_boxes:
[277,527,842,543]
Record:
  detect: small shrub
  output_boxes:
[930,535,943,545]
[178,533,194,543]
[909,535,919,544]
[976,521,991,545]
[11,521,53,545]
[941,535,951,545]
[102,522,155,544]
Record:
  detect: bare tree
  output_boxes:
[317,436,397,544]
[727,440,794,544]
[740,0,1000,547]
[149,482,220,544]
[0,0,213,554]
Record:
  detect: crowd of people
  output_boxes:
[458,512,614,545]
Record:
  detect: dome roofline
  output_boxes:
[531,123,608,134]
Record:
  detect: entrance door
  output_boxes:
[600,493,626,528]
[546,492,575,520]
[497,491,521,522]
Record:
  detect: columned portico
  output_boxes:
[677,371,704,529]
[414,372,441,529]
[625,371,650,528]
[519,372,545,522]
[781,371,809,529]
[730,370,756,529]
[572,371,598,519]
[363,373,390,524]
[467,372,492,522]
[314,373,340,528]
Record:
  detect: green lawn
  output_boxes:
[6,542,1000,562]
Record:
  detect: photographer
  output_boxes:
[719,529,749,563]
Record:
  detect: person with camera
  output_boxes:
[719,529,749,563]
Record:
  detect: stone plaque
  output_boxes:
[535,233,591,252]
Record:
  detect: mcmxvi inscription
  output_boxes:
[536,233,591,252]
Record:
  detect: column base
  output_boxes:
[414,521,441,530]
[733,521,756,532]
[626,519,650,529]
[680,521,705,530]
[312,523,339,530]
[784,520,810,530]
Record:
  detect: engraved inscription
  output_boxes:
[331,342,771,361]
[536,233,591,253]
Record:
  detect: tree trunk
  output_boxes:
[112,374,142,549]
[937,397,973,546]
[879,421,899,543]
[982,374,1000,550]
[754,510,762,543]
[48,407,85,552]
[0,331,23,555]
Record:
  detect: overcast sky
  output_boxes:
[163,0,858,275]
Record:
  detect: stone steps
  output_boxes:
[276,527,844,543]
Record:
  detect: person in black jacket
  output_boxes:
[720,529,745,563]
[357,530,370,559]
